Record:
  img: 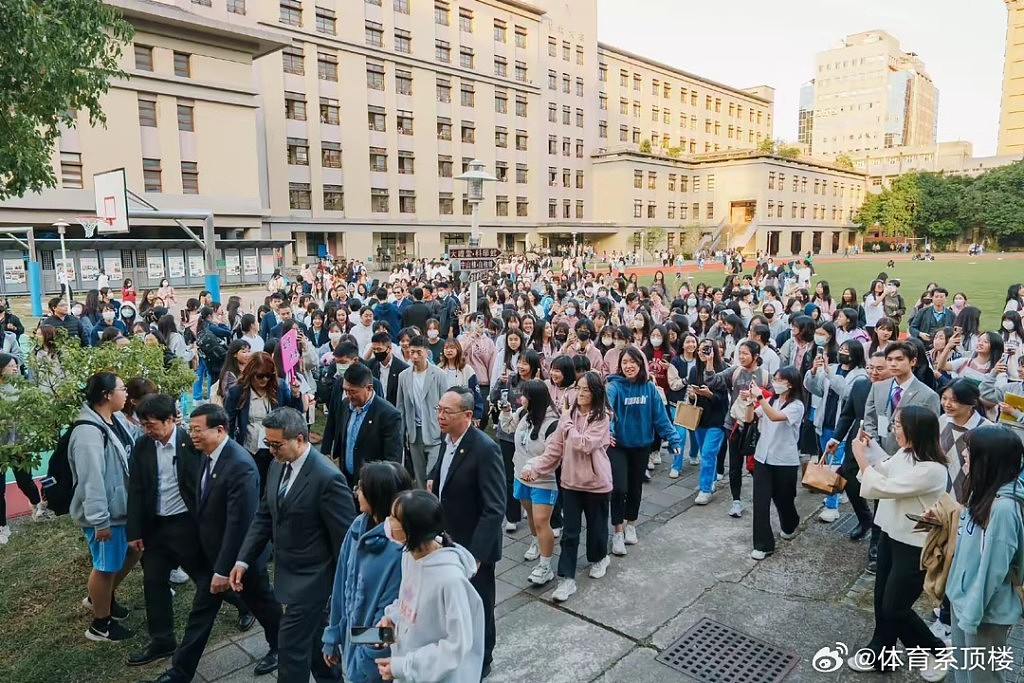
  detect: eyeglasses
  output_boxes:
[188,425,215,436]
[255,373,274,380]
[435,405,468,415]
[263,439,287,450]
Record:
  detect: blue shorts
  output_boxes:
[513,480,558,506]
[83,525,129,573]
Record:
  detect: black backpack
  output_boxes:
[44,421,108,516]
[197,328,227,364]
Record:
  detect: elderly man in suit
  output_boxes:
[863,341,940,455]
[396,335,457,486]
[367,331,409,407]
[321,363,403,487]
[145,404,280,683]
[230,408,355,683]
[427,386,505,678]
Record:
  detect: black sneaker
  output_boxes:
[81,597,131,620]
[85,619,135,642]
[866,560,877,575]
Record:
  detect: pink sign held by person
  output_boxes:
[280,328,300,384]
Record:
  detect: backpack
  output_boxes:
[197,328,227,364]
[43,421,108,516]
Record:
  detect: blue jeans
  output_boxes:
[193,358,208,401]
[694,427,725,493]
[819,429,845,509]
[671,429,699,471]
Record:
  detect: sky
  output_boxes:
[596,0,1007,156]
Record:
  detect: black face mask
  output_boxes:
[373,351,390,363]
[576,329,591,341]
[764,311,774,319]
[837,352,852,365]
[555,335,568,345]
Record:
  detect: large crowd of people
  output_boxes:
[3,252,1024,682]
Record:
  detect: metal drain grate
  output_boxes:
[656,617,799,683]
[831,512,860,536]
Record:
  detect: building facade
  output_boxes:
[851,140,1022,191]
[806,30,938,158]
[999,0,1024,155]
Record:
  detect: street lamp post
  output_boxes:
[455,159,497,312]
[52,220,70,299]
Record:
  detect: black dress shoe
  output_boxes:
[142,673,179,683]
[237,610,256,632]
[481,662,492,679]
[848,523,870,541]
[254,650,278,676]
[126,642,176,667]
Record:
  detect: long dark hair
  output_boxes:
[772,366,802,409]
[392,490,454,551]
[549,354,576,389]
[617,345,648,383]
[359,461,413,525]
[895,405,946,465]
[575,370,608,424]
[520,379,553,440]
[963,426,1024,528]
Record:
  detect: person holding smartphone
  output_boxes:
[687,342,728,504]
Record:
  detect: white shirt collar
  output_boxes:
[445,426,470,451]
[893,375,914,392]
[206,436,228,466]
[285,443,312,478]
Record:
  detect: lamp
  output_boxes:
[455,159,497,247]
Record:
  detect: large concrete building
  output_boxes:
[852,140,1023,191]
[999,0,1024,154]
[805,30,938,158]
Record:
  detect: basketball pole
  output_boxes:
[126,208,220,303]
[3,227,41,316]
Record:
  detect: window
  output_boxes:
[562,105,570,125]
[494,20,506,42]
[494,57,507,77]
[143,158,162,192]
[663,109,671,124]
[365,62,384,89]
[777,203,783,218]
[138,96,157,127]
[227,0,246,14]
[575,109,583,127]
[459,47,474,69]
[548,199,557,219]
[563,42,570,61]
[394,0,409,13]
[515,61,527,82]
[548,70,557,90]
[368,107,386,132]
[323,185,344,211]
[397,111,413,134]
[459,8,473,32]
[176,102,194,131]
[287,138,309,165]
[439,192,454,215]
[319,53,339,81]
[680,175,688,192]
[461,122,475,143]
[692,202,699,218]
[707,174,715,191]
[516,131,528,150]
[436,79,451,103]
[599,94,607,111]
[371,188,389,213]
[181,162,199,194]
[495,90,507,113]
[285,92,306,120]
[634,170,643,189]
[778,173,785,190]
[692,175,700,192]
[438,155,453,177]
[619,98,628,115]
[680,204,688,220]
[548,102,557,123]
[575,140,583,157]
[434,1,448,25]
[173,52,191,78]
[633,200,642,218]
[516,197,528,216]
[515,94,527,117]
[668,174,676,191]
[667,203,675,219]
[280,0,302,26]
[460,84,474,106]
[599,64,607,82]
[366,0,381,4]
[576,78,584,97]
[515,164,527,183]
[394,29,411,54]
[575,46,583,65]
[134,44,153,71]
[576,171,584,189]
[768,172,775,190]
[365,21,384,47]
[515,26,526,48]
[60,152,83,188]
[562,169,570,187]
[322,142,342,168]
[399,191,416,213]
[563,200,571,219]
[633,74,641,91]
[548,135,557,154]
[396,70,413,95]
[495,161,508,181]
[435,40,450,63]
[548,37,557,57]
[283,47,304,75]
[706,202,714,219]
[598,120,607,138]
[316,7,336,34]
[369,148,388,172]
[496,195,508,216]
[437,119,452,140]
[320,98,339,124]
[289,183,311,209]
[648,172,657,190]
[647,202,656,218]
[563,137,571,155]
[495,128,507,147]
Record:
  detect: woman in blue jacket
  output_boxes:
[606,346,681,556]
[323,462,412,683]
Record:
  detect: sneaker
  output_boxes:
[523,538,540,561]
[527,564,555,586]
[931,606,942,620]
[588,556,610,579]
[694,491,712,505]
[623,525,638,545]
[82,597,130,621]
[728,500,743,518]
[551,578,577,602]
[643,470,653,482]
[611,532,627,556]
[780,529,797,541]
[716,473,725,482]
[929,620,951,640]
[847,654,875,673]
[688,457,700,466]
[0,525,9,544]
[503,521,518,533]
[552,527,562,539]
[650,451,662,465]
[668,468,680,479]
[866,560,877,575]
[168,567,189,584]
[85,619,135,642]
[750,549,772,561]
[32,503,56,522]
[921,655,947,682]
[818,508,840,523]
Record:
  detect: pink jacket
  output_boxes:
[527,410,612,493]
[558,340,607,374]
[460,334,496,386]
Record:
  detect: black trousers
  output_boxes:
[470,562,496,671]
[839,446,875,527]
[478,385,490,430]
[865,532,945,668]
[252,448,272,498]
[557,489,609,578]
[498,439,522,524]
[277,598,340,683]
[751,461,800,553]
[609,445,650,525]
[0,467,40,525]
[550,466,563,531]
[727,427,744,501]
[168,564,280,682]
[715,433,729,476]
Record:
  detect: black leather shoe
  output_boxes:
[237,610,256,632]
[126,642,176,667]
[254,650,278,676]
[848,523,870,541]
[481,662,492,679]
[142,673,179,683]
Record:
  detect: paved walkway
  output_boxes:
[186,449,1024,683]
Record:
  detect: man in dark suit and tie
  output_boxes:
[427,386,505,677]
[321,363,403,487]
[126,394,254,667]
[367,331,409,407]
[400,286,432,335]
[230,407,356,683]
[145,404,281,683]
[258,292,284,340]
[268,303,308,341]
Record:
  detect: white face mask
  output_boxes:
[632,319,645,330]
[102,311,115,322]
[687,298,697,307]
[1004,320,1016,331]
[601,336,613,346]
[427,329,440,339]
[336,362,351,373]
[771,381,789,395]
[382,517,403,546]
[328,332,342,343]
[650,335,664,346]
[566,307,576,316]
[71,305,83,317]
[614,339,626,350]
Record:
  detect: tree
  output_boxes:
[777,144,802,159]
[912,173,966,242]
[0,0,133,200]
[854,174,919,237]
[834,154,854,170]
[757,137,776,154]
[638,139,652,154]
[666,146,682,158]
[640,227,666,259]
[965,161,1024,242]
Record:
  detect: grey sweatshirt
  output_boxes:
[68,405,133,530]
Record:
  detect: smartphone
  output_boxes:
[953,326,963,336]
[180,309,188,323]
[905,513,941,529]
[350,626,395,645]
[816,346,825,358]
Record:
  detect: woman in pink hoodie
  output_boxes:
[521,370,612,603]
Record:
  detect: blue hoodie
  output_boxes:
[322,514,403,683]
[373,301,402,342]
[946,481,1024,635]
[606,375,682,450]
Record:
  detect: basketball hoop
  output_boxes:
[75,216,114,238]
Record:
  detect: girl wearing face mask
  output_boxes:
[88,304,127,347]
[999,310,1024,349]
[491,346,541,532]
[630,311,652,349]
[560,320,606,375]
[424,319,445,364]
[602,325,632,375]
[742,366,805,560]
[552,299,580,330]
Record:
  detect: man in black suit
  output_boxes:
[145,404,281,683]
[258,292,284,340]
[126,395,254,667]
[268,303,308,341]
[427,386,505,677]
[230,407,355,683]
[314,342,382,407]
[400,286,431,336]
[367,331,409,407]
[322,364,403,487]
[434,281,462,339]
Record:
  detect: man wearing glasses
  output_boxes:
[231,407,355,683]
[145,404,280,683]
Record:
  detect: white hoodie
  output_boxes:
[385,543,484,683]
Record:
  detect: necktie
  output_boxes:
[277,463,293,507]
[891,385,903,411]
[199,456,212,500]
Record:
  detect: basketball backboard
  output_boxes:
[93,168,130,233]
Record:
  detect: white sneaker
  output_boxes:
[504,521,518,533]
[523,538,540,561]
[847,654,875,673]
[623,524,638,545]
[750,549,770,561]
[929,619,951,640]
[588,555,610,579]
[650,451,662,465]
[818,508,839,523]
[611,532,627,556]
[716,473,724,482]
[32,503,56,522]
[551,578,577,602]
[932,606,942,620]
[729,500,744,518]
[921,655,947,682]
[168,567,189,584]
[688,457,700,466]
[668,468,680,479]
[0,525,9,544]
[552,527,562,539]
[780,529,797,540]
[528,563,555,586]
[694,491,712,505]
